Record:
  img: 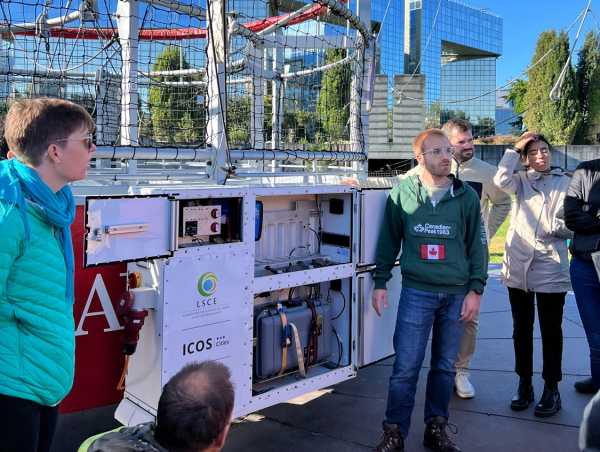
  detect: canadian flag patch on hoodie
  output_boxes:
[420,244,446,260]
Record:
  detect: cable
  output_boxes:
[397,3,590,106]
[477,107,530,138]
[331,288,346,320]
[307,226,321,253]
[550,0,591,101]
[375,0,393,45]
[288,245,309,259]
[332,326,343,368]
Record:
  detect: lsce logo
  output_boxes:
[197,272,218,297]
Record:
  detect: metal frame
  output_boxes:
[110,0,370,183]
[3,0,371,182]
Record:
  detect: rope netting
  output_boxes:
[0,0,368,155]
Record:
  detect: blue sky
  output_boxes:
[474,0,598,85]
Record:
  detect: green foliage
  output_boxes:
[440,109,468,127]
[148,46,204,145]
[425,102,442,129]
[316,49,350,141]
[506,79,528,114]
[506,79,527,131]
[283,107,318,143]
[473,117,496,137]
[227,95,251,146]
[575,31,600,143]
[523,31,581,144]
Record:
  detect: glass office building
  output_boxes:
[226,0,501,135]
[407,0,502,135]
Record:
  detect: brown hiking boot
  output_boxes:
[373,422,404,452]
[423,416,461,452]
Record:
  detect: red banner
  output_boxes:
[60,206,127,413]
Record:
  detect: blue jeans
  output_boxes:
[385,287,466,437]
[570,257,600,387]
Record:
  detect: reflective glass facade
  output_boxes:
[408,0,502,134]
[365,0,405,106]
[227,0,501,135]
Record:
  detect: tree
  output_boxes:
[523,31,581,144]
[316,49,351,141]
[440,108,468,125]
[506,79,528,131]
[227,95,251,146]
[473,117,496,138]
[425,102,442,128]
[149,46,204,145]
[575,31,600,143]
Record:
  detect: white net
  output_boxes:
[0,0,368,158]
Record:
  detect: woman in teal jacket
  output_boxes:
[0,98,95,452]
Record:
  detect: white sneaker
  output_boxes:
[455,370,475,399]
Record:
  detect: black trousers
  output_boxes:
[0,394,59,452]
[508,288,566,384]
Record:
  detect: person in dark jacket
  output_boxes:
[565,158,600,395]
[81,361,234,452]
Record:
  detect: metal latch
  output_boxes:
[92,223,149,241]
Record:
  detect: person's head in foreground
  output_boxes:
[580,390,600,452]
[155,361,235,452]
[441,118,474,164]
[4,97,95,190]
[514,131,552,173]
[413,128,453,180]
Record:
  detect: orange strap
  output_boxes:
[116,355,129,391]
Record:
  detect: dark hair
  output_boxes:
[155,361,234,452]
[4,97,94,166]
[523,133,551,153]
[520,133,552,166]
[441,118,472,135]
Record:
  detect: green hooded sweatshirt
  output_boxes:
[373,175,487,294]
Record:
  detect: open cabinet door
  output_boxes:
[358,189,391,267]
[356,266,402,367]
[85,195,174,267]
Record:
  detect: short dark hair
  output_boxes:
[441,118,472,136]
[520,132,552,166]
[523,133,551,153]
[4,98,94,166]
[155,361,234,452]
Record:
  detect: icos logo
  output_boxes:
[182,335,230,356]
[197,272,218,297]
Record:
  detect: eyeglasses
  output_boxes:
[54,134,95,150]
[422,147,454,157]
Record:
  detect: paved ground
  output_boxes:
[54,265,594,451]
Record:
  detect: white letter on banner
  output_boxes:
[75,274,123,336]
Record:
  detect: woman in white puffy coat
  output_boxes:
[493,132,572,418]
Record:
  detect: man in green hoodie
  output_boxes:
[372,129,487,452]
